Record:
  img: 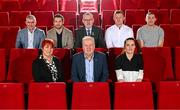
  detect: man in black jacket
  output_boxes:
[74,12,106,48]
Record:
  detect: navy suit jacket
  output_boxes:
[71,52,109,82]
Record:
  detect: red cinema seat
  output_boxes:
[20,0,39,11]
[28,82,67,109]
[142,47,174,87]
[71,82,110,109]
[132,24,142,38]
[80,0,98,12]
[114,82,154,109]
[171,9,180,24]
[175,47,180,80]
[120,0,138,10]
[59,0,78,12]
[160,24,180,47]
[1,0,20,11]
[158,81,180,109]
[159,0,179,9]
[108,48,123,81]
[125,9,146,27]
[102,10,114,29]
[9,11,31,28]
[39,0,59,12]
[53,48,71,82]
[0,49,6,81]
[100,0,117,12]
[148,9,170,25]
[0,26,20,48]
[138,0,158,10]
[33,11,53,27]
[0,83,24,109]
[37,26,47,35]
[59,11,77,28]
[7,49,38,83]
[0,12,9,26]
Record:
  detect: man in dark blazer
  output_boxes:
[16,15,45,48]
[71,36,109,82]
[74,12,106,48]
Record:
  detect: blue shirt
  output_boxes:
[85,55,94,82]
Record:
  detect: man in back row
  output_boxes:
[74,12,106,48]
[136,12,164,48]
[16,15,45,48]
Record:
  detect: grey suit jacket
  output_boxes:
[47,26,74,49]
[16,28,45,48]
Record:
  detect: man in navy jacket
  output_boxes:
[71,36,109,82]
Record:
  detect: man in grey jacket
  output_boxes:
[16,14,45,48]
[47,13,73,49]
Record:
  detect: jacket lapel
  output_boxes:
[33,29,38,48]
[25,29,28,48]
[93,52,98,82]
[80,53,86,81]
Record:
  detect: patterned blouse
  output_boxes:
[40,55,59,82]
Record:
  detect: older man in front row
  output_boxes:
[71,36,109,82]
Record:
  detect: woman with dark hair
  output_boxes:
[115,38,144,82]
[32,38,64,82]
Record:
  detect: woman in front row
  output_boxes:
[32,38,64,82]
[115,38,144,82]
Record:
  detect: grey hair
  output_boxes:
[82,12,94,19]
[82,36,95,45]
[26,14,36,22]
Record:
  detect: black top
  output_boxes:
[57,32,62,48]
[32,55,64,82]
[115,53,143,71]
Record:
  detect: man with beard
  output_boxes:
[47,13,73,48]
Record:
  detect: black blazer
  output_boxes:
[74,26,106,48]
[71,52,109,82]
[32,56,64,82]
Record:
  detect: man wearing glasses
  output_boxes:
[74,12,106,48]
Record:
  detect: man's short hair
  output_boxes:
[82,36,95,45]
[146,12,156,18]
[82,12,94,19]
[53,13,64,21]
[113,10,124,16]
[26,14,36,21]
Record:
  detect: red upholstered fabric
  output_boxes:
[171,9,180,24]
[142,47,174,86]
[159,0,179,9]
[160,24,180,47]
[71,82,110,109]
[59,11,77,28]
[175,47,180,80]
[132,24,142,38]
[114,82,154,109]
[0,83,24,109]
[59,0,78,12]
[101,10,114,29]
[158,81,180,109]
[1,0,20,11]
[53,48,71,81]
[7,49,38,83]
[120,0,138,10]
[100,0,117,12]
[0,26,20,48]
[28,82,67,109]
[20,0,39,11]
[0,49,6,81]
[33,11,53,27]
[0,12,9,26]
[9,11,31,28]
[125,9,146,27]
[39,0,59,12]
[108,48,123,81]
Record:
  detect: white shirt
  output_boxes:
[116,69,144,82]
[85,27,92,36]
[105,24,134,48]
[27,28,36,48]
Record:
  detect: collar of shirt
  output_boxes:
[85,27,92,31]
[27,27,36,33]
[84,53,94,61]
[115,24,124,30]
